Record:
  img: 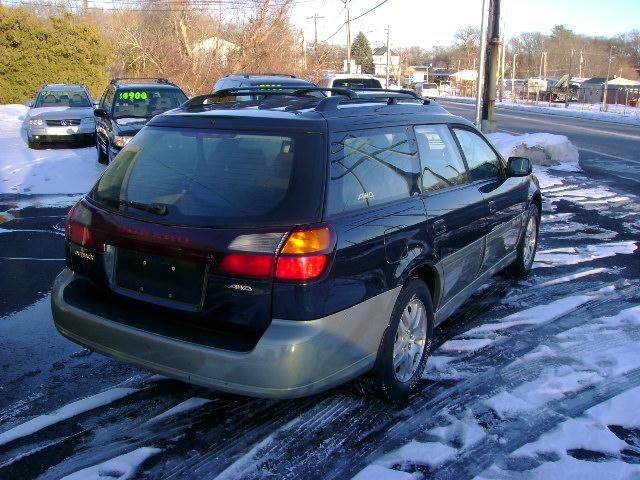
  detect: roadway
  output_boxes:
[438,99,640,192]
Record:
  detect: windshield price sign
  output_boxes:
[119,91,148,101]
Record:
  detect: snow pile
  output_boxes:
[0,104,104,195]
[487,132,579,166]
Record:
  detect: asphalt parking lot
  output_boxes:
[0,108,639,479]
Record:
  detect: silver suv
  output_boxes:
[26,85,96,149]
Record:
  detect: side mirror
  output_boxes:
[94,108,108,118]
[26,100,33,107]
[507,156,533,177]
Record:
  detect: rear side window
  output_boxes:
[331,78,382,89]
[327,126,420,215]
[101,87,114,111]
[453,128,502,182]
[415,125,468,192]
[91,127,325,227]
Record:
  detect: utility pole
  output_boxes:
[474,0,489,128]
[602,45,613,112]
[578,49,583,77]
[565,49,574,109]
[499,27,506,102]
[340,1,352,73]
[511,53,518,102]
[346,7,352,72]
[385,25,390,87]
[536,50,545,104]
[307,14,324,55]
[301,29,307,70]
[479,0,501,133]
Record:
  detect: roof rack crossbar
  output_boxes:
[292,87,357,99]
[182,88,308,108]
[353,88,422,100]
[110,77,171,84]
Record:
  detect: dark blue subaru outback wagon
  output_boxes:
[52,87,541,403]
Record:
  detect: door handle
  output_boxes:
[433,219,447,236]
[488,200,497,214]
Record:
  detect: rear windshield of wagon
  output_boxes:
[90,127,325,227]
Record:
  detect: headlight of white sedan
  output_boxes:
[28,119,44,126]
[114,135,132,148]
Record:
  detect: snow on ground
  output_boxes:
[0,105,103,196]
[0,388,138,447]
[146,397,213,423]
[59,447,161,480]
[1,105,639,479]
[441,96,640,126]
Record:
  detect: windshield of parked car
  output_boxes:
[112,88,188,119]
[35,90,91,108]
[91,127,325,227]
[424,83,438,89]
[331,78,382,89]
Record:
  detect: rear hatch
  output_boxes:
[67,125,327,340]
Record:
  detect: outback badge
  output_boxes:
[228,284,252,292]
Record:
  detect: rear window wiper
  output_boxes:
[101,197,168,216]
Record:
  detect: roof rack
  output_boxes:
[181,86,431,112]
[110,77,172,85]
[182,87,357,109]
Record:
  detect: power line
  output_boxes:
[322,0,391,42]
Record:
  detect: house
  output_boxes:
[372,46,400,77]
[192,36,238,63]
[578,76,640,104]
[405,65,430,83]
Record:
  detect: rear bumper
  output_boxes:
[51,269,399,399]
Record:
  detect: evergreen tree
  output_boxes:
[0,7,113,104]
[351,31,374,74]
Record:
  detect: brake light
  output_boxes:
[275,255,328,280]
[275,226,334,281]
[65,200,105,251]
[218,253,274,278]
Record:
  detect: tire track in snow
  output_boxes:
[207,285,628,479]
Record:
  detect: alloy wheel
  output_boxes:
[393,296,428,383]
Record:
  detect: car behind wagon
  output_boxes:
[26,84,96,148]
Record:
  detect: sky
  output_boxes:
[291,0,640,49]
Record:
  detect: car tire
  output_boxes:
[355,280,434,404]
[97,139,108,164]
[506,204,540,277]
